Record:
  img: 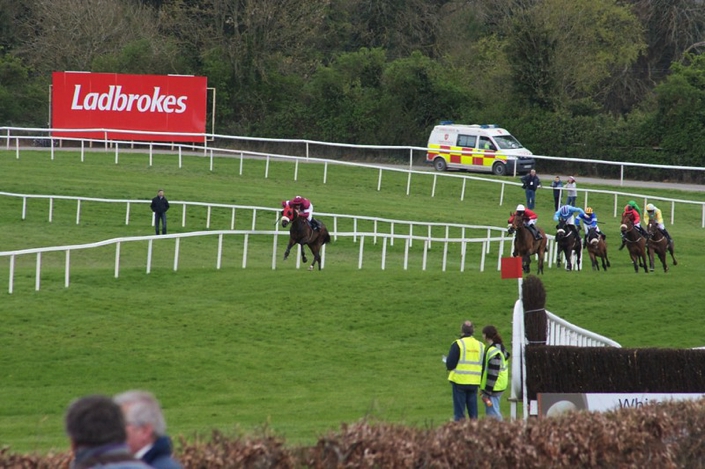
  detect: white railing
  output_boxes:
[0,230,559,294]
[510,298,620,420]
[0,190,522,247]
[3,127,705,227]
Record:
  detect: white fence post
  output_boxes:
[173,238,180,271]
[115,243,121,278]
[146,239,153,274]
[381,237,388,270]
[358,235,365,269]
[217,234,223,269]
[242,234,249,268]
[65,250,70,288]
[9,255,15,293]
[35,252,41,291]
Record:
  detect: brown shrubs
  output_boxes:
[3,399,705,468]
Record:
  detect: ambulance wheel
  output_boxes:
[492,162,507,176]
[433,158,447,171]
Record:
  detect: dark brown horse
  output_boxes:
[555,219,582,271]
[281,204,331,270]
[620,213,648,273]
[646,219,677,273]
[585,227,610,271]
[507,214,547,274]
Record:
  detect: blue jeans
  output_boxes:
[484,393,503,420]
[451,382,478,420]
[567,196,577,206]
[525,190,536,209]
[154,212,167,235]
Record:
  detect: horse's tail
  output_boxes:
[322,230,331,245]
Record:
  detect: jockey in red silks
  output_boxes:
[508,204,542,240]
[620,202,648,250]
[282,195,321,231]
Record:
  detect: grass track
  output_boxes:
[1,150,704,453]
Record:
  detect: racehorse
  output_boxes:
[620,212,648,273]
[507,214,547,274]
[555,219,582,271]
[281,203,331,271]
[585,227,610,271]
[646,218,677,273]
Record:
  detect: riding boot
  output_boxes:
[583,235,588,249]
[311,218,320,231]
[661,228,673,245]
[638,225,649,239]
[528,224,542,240]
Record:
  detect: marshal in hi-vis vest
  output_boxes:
[448,336,484,385]
[481,344,509,392]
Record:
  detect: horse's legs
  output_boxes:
[284,238,296,260]
[589,251,598,270]
[630,252,639,273]
[669,245,678,266]
[307,245,319,271]
[640,252,649,273]
[658,251,668,273]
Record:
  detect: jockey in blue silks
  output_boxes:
[574,207,605,248]
[553,204,585,237]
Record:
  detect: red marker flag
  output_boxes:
[501,257,523,279]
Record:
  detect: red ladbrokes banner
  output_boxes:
[52,72,207,143]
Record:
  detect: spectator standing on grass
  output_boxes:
[565,176,577,206]
[65,395,152,469]
[520,169,541,210]
[114,390,182,469]
[480,325,510,421]
[445,321,485,420]
[151,189,170,235]
[550,176,563,210]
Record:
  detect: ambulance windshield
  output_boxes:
[494,135,524,150]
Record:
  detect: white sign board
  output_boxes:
[537,393,705,417]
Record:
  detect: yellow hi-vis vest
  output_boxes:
[481,344,509,392]
[448,336,484,385]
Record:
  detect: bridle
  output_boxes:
[621,219,645,244]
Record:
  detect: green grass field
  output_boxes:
[1,150,704,453]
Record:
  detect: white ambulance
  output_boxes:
[426,123,535,176]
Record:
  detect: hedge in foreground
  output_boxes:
[4,399,705,468]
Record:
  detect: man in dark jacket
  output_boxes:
[114,390,182,469]
[150,189,170,235]
[66,395,153,469]
[521,169,541,210]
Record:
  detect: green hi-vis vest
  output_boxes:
[448,336,484,385]
[481,344,509,392]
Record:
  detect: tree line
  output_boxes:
[1,0,704,171]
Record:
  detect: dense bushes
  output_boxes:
[5,399,705,468]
